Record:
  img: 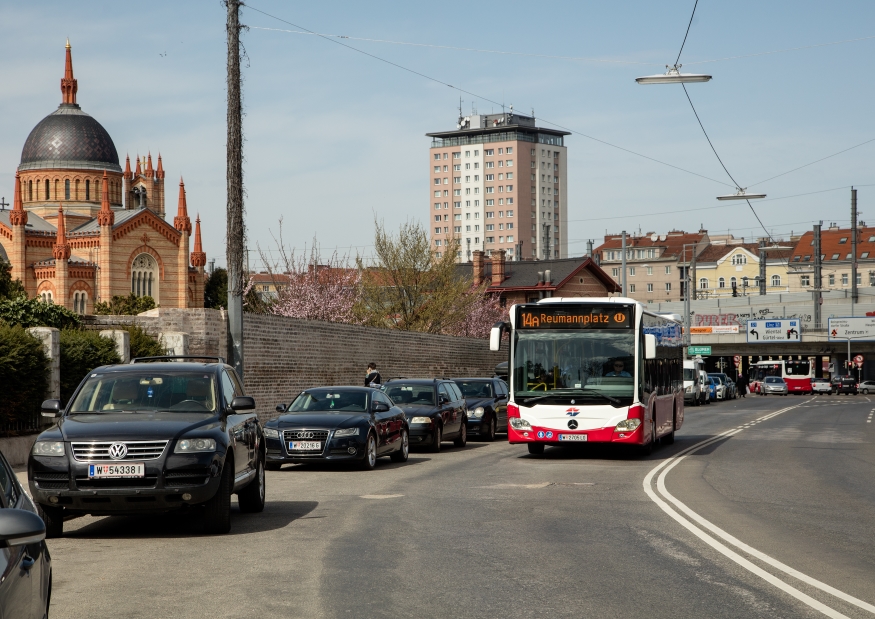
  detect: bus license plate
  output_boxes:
[289,441,321,451]
[558,434,587,442]
[88,463,144,478]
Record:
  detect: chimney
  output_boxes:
[537,271,544,285]
[472,250,485,287]
[491,250,506,286]
[545,269,552,285]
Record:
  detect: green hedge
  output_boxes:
[0,297,80,329]
[123,324,166,359]
[59,330,121,405]
[0,323,49,432]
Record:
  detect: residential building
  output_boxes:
[427,110,569,262]
[787,223,875,292]
[460,250,620,307]
[693,242,793,298]
[593,230,710,303]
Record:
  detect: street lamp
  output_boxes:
[636,64,712,85]
[717,188,767,201]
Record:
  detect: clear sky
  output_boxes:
[1,1,874,269]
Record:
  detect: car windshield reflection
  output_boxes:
[383,384,435,406]
[288,389,369,413]
[69,373,218,413]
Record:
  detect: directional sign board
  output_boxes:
[828,317,875,342]
[746,319,801,343]
[688,346,711,355]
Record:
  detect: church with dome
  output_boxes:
[0,41,206,312]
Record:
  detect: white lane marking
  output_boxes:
[645,401,875,618]
[476,482,552,489]
[359,494,404,499]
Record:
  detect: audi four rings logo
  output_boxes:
[295,431,315,440]
[567,420,579,430]
[108,443,128,460]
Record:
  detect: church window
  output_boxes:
[44,180,49,200]
[131,253,159,303]
[28,181,32,201]
[75,179,80,200]
[73,292,88,314]
[85,180,90,201]
[40,291,53,304]
[65,179,70,201]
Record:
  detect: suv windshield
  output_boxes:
[69,372,218,413]
[288,389,369,412]
[383,384,435,406]
[455,381,493,398]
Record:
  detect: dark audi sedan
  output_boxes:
[382,379,467,452]
[265,387,409,470]
[452,377,509,441]
[29,357,266,537]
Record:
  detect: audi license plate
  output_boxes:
[88,462,144,478]
[558,434,587,442]
[289,441,321,451]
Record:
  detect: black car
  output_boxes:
[0,448,51,618]
[29,356,265,537]
[832,375,858,395]
[382,379,468,451]
[265,387,409,470]
[452,377,509,441]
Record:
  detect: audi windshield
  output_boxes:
[69,373,219,413]
[287,389,369,413]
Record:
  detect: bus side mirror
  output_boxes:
[489,322,506,351]
[644,334,657,360]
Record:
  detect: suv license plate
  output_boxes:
[88,463,144,478]
[558,434,587,442]
[289,441,321,451]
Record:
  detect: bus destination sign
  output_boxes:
[517,305,633,329]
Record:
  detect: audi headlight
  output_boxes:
[174,438,216,453]
[410,416,432,424]
[32,441,65,457]
[509,418,531,430]
[263,427,280,439]
[334,427,359,437]
[615,418,641,432]
[470,407,485,418]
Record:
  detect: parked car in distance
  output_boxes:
[382,379,467,452]
[709,373,735,400]
[683,360,702,407]
[832,375,858,395]
[762,376,789,396]
[452,377,509,441]
[811,378,832,394]
[29,356,265,537]
[0,447,52,619]
[699,370,711,405]
[858,380,875,394]
[266,387,409,470]
[706,376,718,401]
[708,375,727,400]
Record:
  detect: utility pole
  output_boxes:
[690,241,698,302]
[226,0,245,378]
[759,239,767,295]
[621,230,627,296]
[851,187,858,313]
[813,222,822,329]
[683,246,691,347]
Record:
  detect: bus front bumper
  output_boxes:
[507,422,645,445]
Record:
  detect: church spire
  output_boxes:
[98,170,114,226]
[61,39,78,105]
[124,154,132,180]
[174,177,191,234]
[156,153,165,179]
[191,215,206,267]
[146,152,154,177]
[9,171,27,226]
[134,155,142,177]
[53,205,71,260]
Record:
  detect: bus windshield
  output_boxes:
[512,329,635,405]
[785,361,810,376]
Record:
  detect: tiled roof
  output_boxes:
[789,227,875,265]
[70,208,140,233]
[454,256,621,292]
[0,211,57,233]
[594,231,709,260]
[695,243,793,263]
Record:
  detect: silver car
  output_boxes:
[762,376,789,396]
[811,379,832,394]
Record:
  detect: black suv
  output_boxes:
[28,356,265,536]
[452,377,509,441]
[382,379,467,451]
[831,375,858,395]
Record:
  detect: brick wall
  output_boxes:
[83,309,506,421]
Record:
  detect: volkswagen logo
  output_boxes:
[567,420,579,430]
[295,431,315,440]
[108,443,128,460]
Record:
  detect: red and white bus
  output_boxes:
[489,298,684,455]
[749,359,814,394]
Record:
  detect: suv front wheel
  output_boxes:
[203,461,233,534]
[238,453,266,513]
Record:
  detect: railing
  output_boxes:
[1,412,46,437]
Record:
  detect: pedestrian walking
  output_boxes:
[365,362,382,387]
[736,372,748,398]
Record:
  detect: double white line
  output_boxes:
[643,402,875,618]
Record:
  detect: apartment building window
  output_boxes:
[497,148,504,154]
[498,223,504,230]
[485,149,494,156]
[730,277,737,288]
[486,224,494,231]
[506,185,513,191]
[507,173,513,179]
[474,162,480,169]
[664,266,671,274]
[857,272,862,285]
[486,187,493,194]
[506,160,513,166]
[475,237,480,244]
[506,147,513,154]
[507,223,514,229]
[485,199,494,206]
[465,188,471,195]
[801,275,810,287]
[498,199,504,205]
[486,237,495,243]
[486,174,494,181]
[498,161,503,167]
[434,203,441,209]
[454,177,461,183]
[699,278,708,289]
[507,198,513,204]
[454,164,461,171]
[454,202,461,208]
[474,188,480,194]
[434,153,441,160]
[465,225,471,232]
[718,277,725,289]
[486,211,494,218]
[443,190,448,196]
[444,227,449,233]
[434,227,441,234]
[832,253,840,260]
[842,273,849,285]
[507,210,514,217]
[443,178,448,184]
[454,214,461,220]
[531,161,536,168]
[465,200,471,207]
[629,267,635,276]
[531,149,536,156]
[486,161,494,168]
[474,175,480,181]
[454,189,461,196]
[443,214,449,221]
[499,236,504,243]
[435,239,442,246]
[465,151,470,157]
[434,191,441,197]
[434,178,441,185]
[444,154,448,160]
[665,283,671,292]
[443,165,448,171]
[507,235,514,242]
[434,166,441,173]
[829,274,835,285]
[465,213,471,220]
[453,152,460,159]
[612,268,619,277]
[475,200,479,206]
[647,283,654,292]
[474,212,480,219]
[646,266,653,275]
[839,237,848,244]
[474,150,479,156]
[629,284,636,293]
[465,176,470,182]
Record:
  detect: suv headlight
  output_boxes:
[410,416,432,424]
[174,438,216,453]
[263,427,280,439]
[509,418,531,430]
[334,427,359,437]
[470,407,485,418]
[32,441,65,457]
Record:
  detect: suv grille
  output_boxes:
[72,440,169,462]
[283,429,329,454]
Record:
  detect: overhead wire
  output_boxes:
[675,0,699,66]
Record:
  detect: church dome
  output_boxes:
[19,104,121,173]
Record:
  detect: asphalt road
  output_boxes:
[32,393,875,619]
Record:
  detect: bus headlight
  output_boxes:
[615,418,641,432]
[509,418,532,431]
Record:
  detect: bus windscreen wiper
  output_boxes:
[518,390,583,406]
[518,389,621,406]
[576,390,621,405]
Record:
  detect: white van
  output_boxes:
[699,369,711,404]
[684,359,703,406]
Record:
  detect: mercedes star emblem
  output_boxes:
[567,420,579,430]
[108,442,128,460]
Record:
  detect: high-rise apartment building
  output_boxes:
[427,111,569,261]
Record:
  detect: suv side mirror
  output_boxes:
[0,509,46,548]
[41,399,62,418]
[275,403,287,413]
[439,395,450,405]
[372,402,390,413]
[230,396,255,411]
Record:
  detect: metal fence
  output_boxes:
[0,412,46,437]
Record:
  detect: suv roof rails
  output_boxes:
[130,355,226,364]
[384,376,407,381]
